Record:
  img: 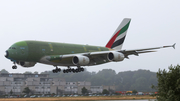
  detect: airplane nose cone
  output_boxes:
[5,51,9,58]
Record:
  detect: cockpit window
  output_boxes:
[9,47,16,49]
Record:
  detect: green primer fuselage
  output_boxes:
[7,41,109,63]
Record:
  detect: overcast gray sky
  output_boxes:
[0,0,179,73]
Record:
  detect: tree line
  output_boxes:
[42,69,157,92]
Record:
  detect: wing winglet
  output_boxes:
[163,43,176,49]
[172,43,176,49]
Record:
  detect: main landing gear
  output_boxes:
[12,62,17,69]
[52,66,85,73]
[52,66,61,73]
[63,66,84,73]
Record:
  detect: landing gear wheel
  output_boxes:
[12,65,17,69]
[75,69,79,73]
[52,69,57,73]
[63,69,67,73]
[81,68,84,71]
[72,68,75,73]
[52,66,61,73]
[68,69,71,72]
[12,62,17,69]
[62,66,85,73]
[58,68,61,72]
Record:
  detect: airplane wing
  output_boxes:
[120,43,176,58]
[40,43,175,66]
[87,43,175,62]
[41,51,111,66]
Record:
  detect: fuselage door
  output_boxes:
[18,46,28,60]
[20,47,25,55]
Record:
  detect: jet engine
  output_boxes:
[72,56,90,66]
[107,51,125,62]
[19,61,36,67]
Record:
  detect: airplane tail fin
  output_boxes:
[106,18,131,50]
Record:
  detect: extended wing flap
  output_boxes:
[88,52,110,65]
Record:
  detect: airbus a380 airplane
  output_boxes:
[5,18,175,73]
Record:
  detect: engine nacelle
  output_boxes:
[107,52,125,62]
[19,61,36,67]
[72,56,90,66]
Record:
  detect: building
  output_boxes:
[90,86,103,94]
[0,73,50,95]
[0,73,115,95]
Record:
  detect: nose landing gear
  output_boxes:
[12,62,17,69]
